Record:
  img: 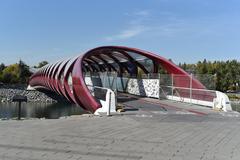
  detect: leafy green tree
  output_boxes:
[1,63,19,83]
[34,61,48,68]
[0,60,31,84]
[178,59,240,92]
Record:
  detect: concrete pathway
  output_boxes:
[0,96,240,160]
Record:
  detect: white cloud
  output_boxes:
[125,10,150,17]
[133,10,150,17]
[104,9,152,41]
[105,26,147,41]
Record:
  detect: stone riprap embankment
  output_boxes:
[0,84,57,103]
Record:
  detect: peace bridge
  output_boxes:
[28,46,232,114]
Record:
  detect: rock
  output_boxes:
[0,84,63,103]
[1,98,7,103]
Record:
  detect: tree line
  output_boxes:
[0,60,48,84]
[179,59,240,92]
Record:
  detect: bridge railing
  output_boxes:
[83,72,232,112]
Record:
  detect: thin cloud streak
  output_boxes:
[105,26,147,41]
[105,9,152,41]
[133,10,150,17]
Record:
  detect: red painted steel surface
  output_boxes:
[29,46,205,113]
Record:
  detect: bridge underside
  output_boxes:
[29,46,205,113]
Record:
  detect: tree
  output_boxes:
[0,63,5,72]
[0,60,31,84]
[18,60,32,83]
[34,61,48,68]
[1,63,19,83]
[178,59,240,92]
[0,63,6,82]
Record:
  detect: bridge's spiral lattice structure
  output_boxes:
[29,46,205,113]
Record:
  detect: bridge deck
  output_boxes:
[0,97,240,160]
[117,93,215,116]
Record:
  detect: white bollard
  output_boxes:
[107,92,111,116]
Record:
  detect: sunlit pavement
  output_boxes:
[1,97,240,160]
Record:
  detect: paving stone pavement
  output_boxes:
[1,97,240,160]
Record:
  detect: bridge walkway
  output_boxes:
[116,93,218,116]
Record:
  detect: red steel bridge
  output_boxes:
[29,46,229,113]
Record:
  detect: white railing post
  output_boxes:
[159,73,161,99]
[107,91,111,116]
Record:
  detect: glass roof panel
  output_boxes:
[126,51,148,61]
[99,54,115,63]
[111,51,128,62]
[89,56,104,64]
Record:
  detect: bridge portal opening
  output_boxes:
[82,48,175,109]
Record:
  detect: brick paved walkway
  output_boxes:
[0,96,240,160]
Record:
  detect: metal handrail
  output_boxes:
[86,84,111,91]
[160,85,216,93]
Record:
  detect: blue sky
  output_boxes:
[0,0,240,66]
